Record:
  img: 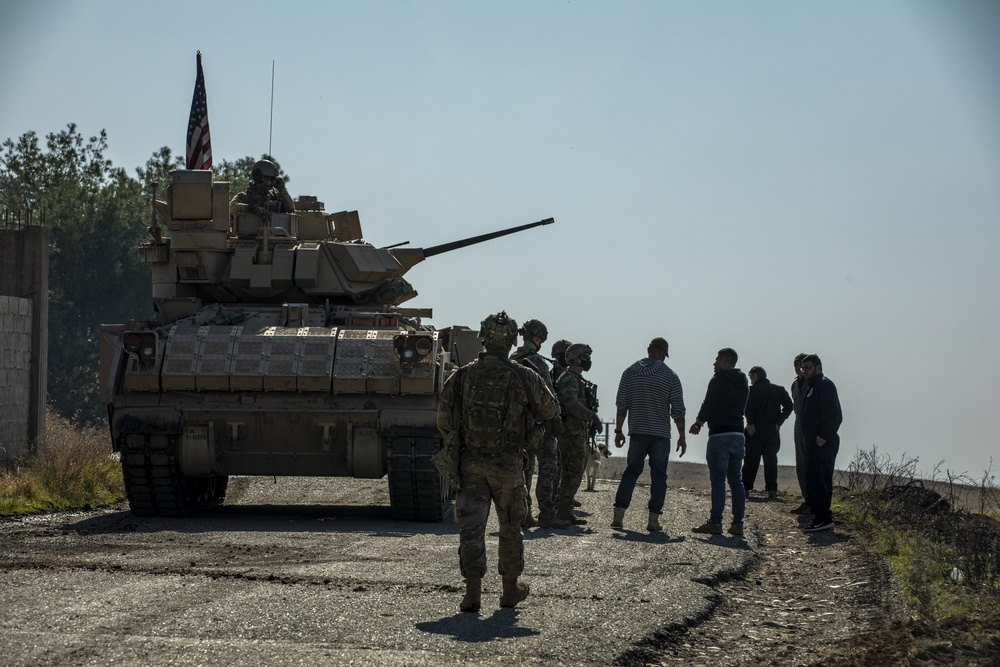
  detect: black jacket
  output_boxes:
[745,378,793,430]
[801,375,843,442]
[696,368,749,436]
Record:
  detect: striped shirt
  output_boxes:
[615,358,685,439]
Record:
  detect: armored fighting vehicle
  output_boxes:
[99,169,553,521]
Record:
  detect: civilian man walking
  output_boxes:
[689,348,749,536]
[611,337,686,532]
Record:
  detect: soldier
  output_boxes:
[555,343,601,525]
[550,339,572,384]
[511,320,570,530]
[229,158,295,222]
[437,311,558,613]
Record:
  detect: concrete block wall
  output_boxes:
[0,296,32,460]
[0,226,48,462]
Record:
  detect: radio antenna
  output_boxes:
[268,60,275,155]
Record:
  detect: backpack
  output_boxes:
[461,359,539,455]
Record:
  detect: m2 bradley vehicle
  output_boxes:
[98,169,553,521]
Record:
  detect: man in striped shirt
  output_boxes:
[611,337,687,532]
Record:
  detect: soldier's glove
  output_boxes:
[273,176,286,191]
[590,414,602,434]
[252,205,272,223]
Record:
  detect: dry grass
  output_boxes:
[0,408,123,515]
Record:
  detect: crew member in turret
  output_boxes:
[229,158,295,222]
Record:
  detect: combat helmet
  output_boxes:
[566,343,594,366]
[519,319,548,343]
[251,159,279,183]
[551,339,572,363]
[479,311,518,351]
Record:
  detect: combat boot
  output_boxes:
[611,506,626,528]
[460,575,482,613]
[499,577,530,608]
[556,511,587,525]
[521,513,537,528]
[537,516,571,529]
[647,511,662,532]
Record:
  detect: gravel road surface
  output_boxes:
[1,469,756,666]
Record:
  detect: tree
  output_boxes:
[1,124,150,423]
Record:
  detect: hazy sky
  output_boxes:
[3,1,999,478]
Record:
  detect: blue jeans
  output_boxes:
[706,433,746,525]
[614,434,670,514]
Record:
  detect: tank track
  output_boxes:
[120,433,228,517]
[387,433,453,522]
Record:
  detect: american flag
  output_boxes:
[186,51,212,170]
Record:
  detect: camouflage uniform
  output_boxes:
[511,345,560,522]
[229,182,295,217]
[437,352,557,581]
[555,369,597,518]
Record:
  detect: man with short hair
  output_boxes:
[743,366,793,499]
[437,311,558,612]
[799,354,843,532]
[790,353,810,514]
[689,348,749,536]
[611,337,686,532]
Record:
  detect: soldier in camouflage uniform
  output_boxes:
[550,339,572,385]
[229,159,295,221]
[555,343,601,525]
[512,320,571,530]
[437,311,558,613]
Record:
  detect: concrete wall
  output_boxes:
[0,296,32,459]
[0,227,49,461]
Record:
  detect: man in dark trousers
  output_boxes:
[743,366,793,499]
[789,353,811,514]
[799,354,843,532]
[689,348,749,536]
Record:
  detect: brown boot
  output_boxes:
[556,501,587,525]
[499,577,530,608]
[460,576,481,613]
[611,506,626,529]
[647,511,662,532]
[521,513,537,528]
[537,516,571,529]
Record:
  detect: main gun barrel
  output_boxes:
[422,218,554,258]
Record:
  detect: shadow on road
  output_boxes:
[415,608,540,642]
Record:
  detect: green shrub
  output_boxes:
[0,408,123,515]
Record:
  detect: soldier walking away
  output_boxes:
[742,366,793,499]
[511,320,570,530]
[555,343,601,525]
[689,348,749,536]
[229,158,295,222]
[799,354,843,533]
[612,337,686,532]
[437,312,558,613]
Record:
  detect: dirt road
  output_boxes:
[0,462,901,666]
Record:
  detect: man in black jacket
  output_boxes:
[743,366,793,499]
[689,348,749,536]
[799,354,843,532]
